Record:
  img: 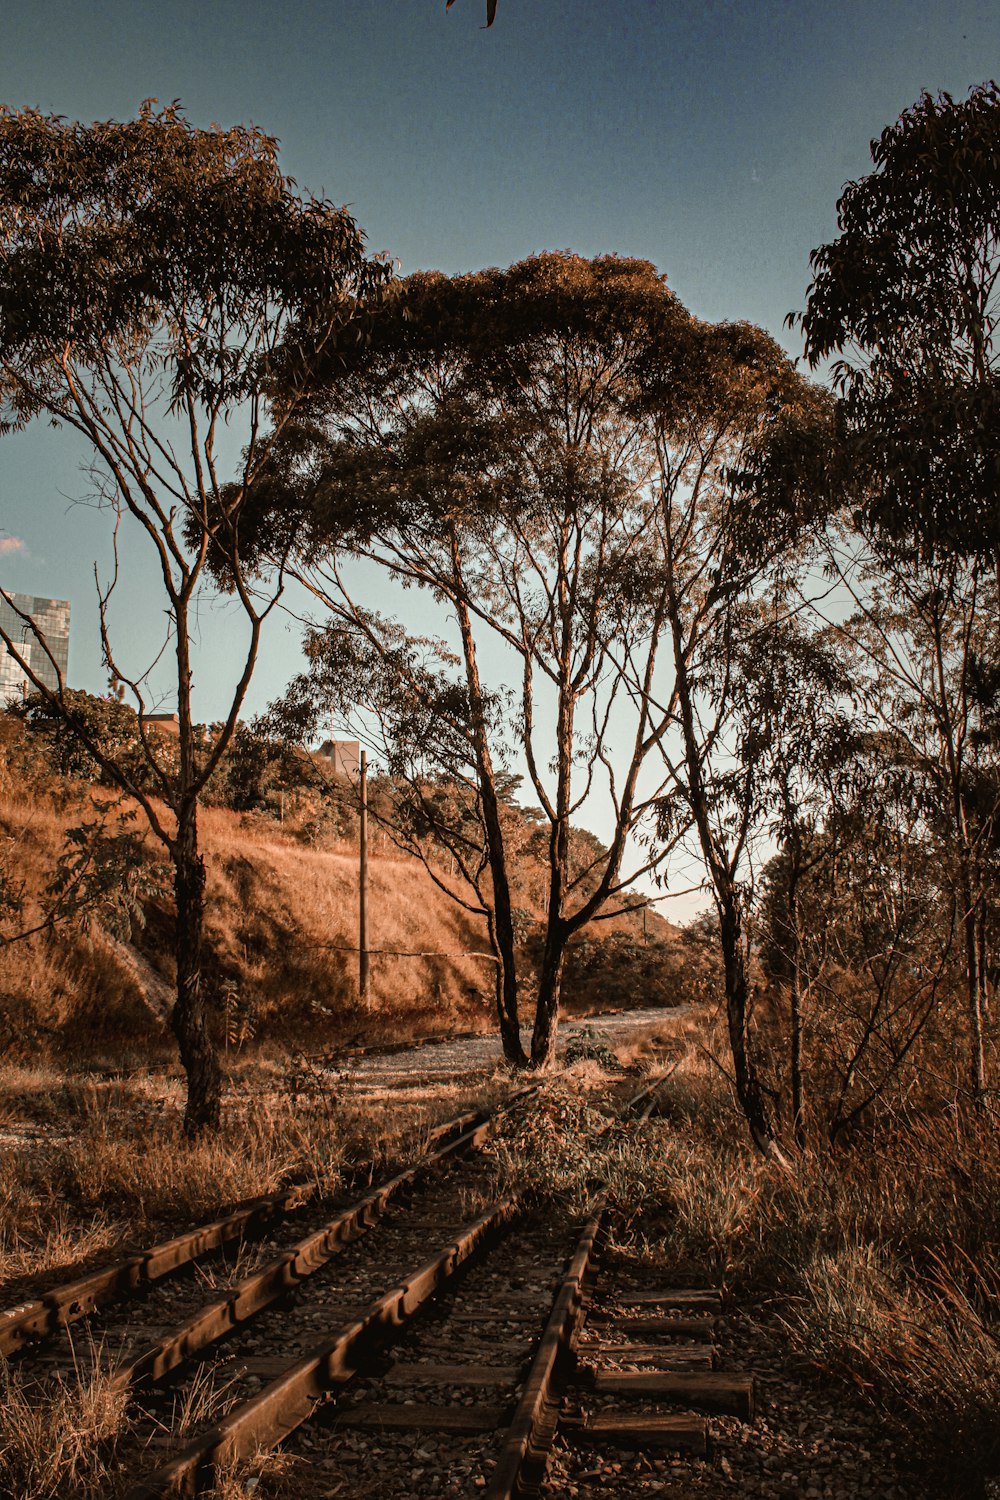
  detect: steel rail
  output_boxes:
[484,1204,605,1499]
[0,1107,482,1358]
[127,1196,520,1500]
[483,1069,691,1496]
[105,1115,493,1392]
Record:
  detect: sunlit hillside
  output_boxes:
[0,710,705,1062]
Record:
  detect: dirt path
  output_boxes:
[330,1006,688,1085]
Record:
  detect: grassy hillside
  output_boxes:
[0,708,709,1061]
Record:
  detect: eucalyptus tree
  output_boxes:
[795,82,1000,557]
[810,532,1000,1105]
[746,618,961,1142]
[0,104,390,1131]
[792,83,1000,1106]
[725,614,860,1145]
[241,256,706,1067]
[626,319,832,1161]
[757,772,961,1143]
[237,255,826,1165]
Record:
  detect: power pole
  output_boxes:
[359,748,370,1004]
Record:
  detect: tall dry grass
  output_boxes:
[198,803,497,1043]
[0,1345,131,1500]
[0,720,692,1062]
[0,1063,498,1296]
[0,774,501,1060]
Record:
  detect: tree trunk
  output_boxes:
[718,894,785,1164]
[486,908,527,1066]
[451,566,527,1068]
[665,591,786,1164]
[977,900,990,1020]
[786,857,806,1148]
[963,887,987,1106]
[531,921,568,1068]
[171,806,222,1136]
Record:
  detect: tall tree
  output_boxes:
[809,528,1000,1105]
[236,256,702,1067]
[795,82,1000,557]
[0,104,390,1132]
[757,773,960,1144]
[609,306,832,1162]
[727,614,859,1146]
[236,255,825,1159]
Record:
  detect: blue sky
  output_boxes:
[0,0,997,723]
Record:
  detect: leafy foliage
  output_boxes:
[46,801,168,944]
[0,102,392,1130]
[796,83,1000,553]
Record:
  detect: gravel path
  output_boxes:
[330,1007,686,1088]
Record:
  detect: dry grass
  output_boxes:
[486,1036,1000,1494]
[0,731,694,1061]
[197,803,498,1043]
[0,777,503,1060]
[0,1203,126,1288]
[0,1344,132,1500]
[0,1060,500,1298]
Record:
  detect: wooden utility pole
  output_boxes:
[359,749,370,1004]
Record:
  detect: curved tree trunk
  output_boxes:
[171,806,222,1136]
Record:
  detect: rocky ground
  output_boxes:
[546,1312,930,1500]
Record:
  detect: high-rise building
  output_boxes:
[0,592,71,704]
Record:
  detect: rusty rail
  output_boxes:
[106,1115,492,1392]
[127,1196,520,1499]
[485,1204,605,1499]
[623,1059,683,1122]
[0,1106,482,1359]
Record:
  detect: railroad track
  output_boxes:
[494,1206,754,1498]
[0,1106,486,1365]
[2,1072,756,1497]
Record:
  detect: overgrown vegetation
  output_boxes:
[0,1061,501,1292]
[0,1350,131,1500]
[489,1019,1000,1496]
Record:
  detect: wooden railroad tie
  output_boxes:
[587,1368,754,1420]
[578,1341,716,1369]
[615,1288,723,1312]
[562,1411,708,1456]
[586,1313,718,1340]
[335,1401,503,1434]
[564,1283,757,1459]
[382,1360,521,1387]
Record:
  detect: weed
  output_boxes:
[563,1025,623,1071]
[0,1346,131,1499]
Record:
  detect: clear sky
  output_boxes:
[0,0,997,720]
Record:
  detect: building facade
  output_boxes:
[0,592,71,704]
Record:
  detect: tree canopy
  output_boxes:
[795,82,1000,554]
[236,252,826,1134]
[0,103,390,1131]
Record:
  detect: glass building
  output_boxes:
[0,592,71,704]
